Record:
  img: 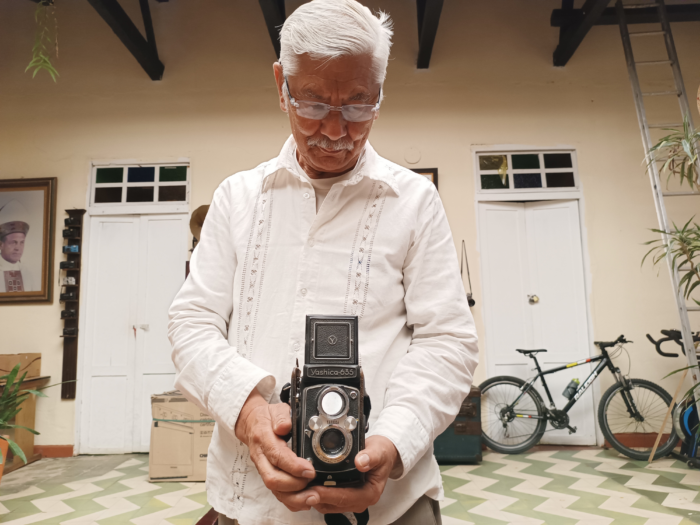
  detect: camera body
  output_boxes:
[285,315,368,487]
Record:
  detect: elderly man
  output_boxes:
[168,1,478,524]
[0,200,34,293]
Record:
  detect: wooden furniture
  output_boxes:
[0,375,50,474]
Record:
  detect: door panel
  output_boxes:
[479,200,595,445]
[80,213,187,454]
[132,215,188,452]
[478,203,532,364]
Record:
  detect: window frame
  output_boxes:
[88,161,190,215]
[473,147,581,202]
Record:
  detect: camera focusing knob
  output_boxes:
[345,416,358,431]
[309,416,321,431]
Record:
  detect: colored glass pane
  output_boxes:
[95,168,123,184]
[514,173,542,189]
[481,174,509,190]
[127,167,155,183]
[546,172,576,188]
[159,166,188,182]
[544,153,573,169]
[512,154,540,170]
[126,186,155,202]
[479,155,507,171]
[158,185,187,202]
[94,187,122,203]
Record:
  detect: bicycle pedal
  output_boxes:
[567,426,578,435]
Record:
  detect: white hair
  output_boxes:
[279,0,394,85]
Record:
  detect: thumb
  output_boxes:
[355,436,395,473]
[269,403,292,437]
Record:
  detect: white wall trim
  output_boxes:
[472,144,603,446]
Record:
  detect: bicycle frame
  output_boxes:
[509,346,625,420]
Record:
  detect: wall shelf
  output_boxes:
[60,209,86,400]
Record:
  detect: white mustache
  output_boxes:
[307,135,354,152]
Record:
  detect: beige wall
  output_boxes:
[1,0,699,447]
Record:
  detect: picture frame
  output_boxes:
[0,178,57,304]
[412,168,438,190]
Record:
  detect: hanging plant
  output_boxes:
[26,0,59,82]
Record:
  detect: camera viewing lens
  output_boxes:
[320,391,344,417]
[320,428,346,455]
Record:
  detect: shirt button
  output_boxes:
[300,288,307,296]
[303,192,310,199]
[293,342,300,350]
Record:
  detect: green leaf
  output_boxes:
[7,438,27,464]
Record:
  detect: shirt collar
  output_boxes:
[262,135,400,196]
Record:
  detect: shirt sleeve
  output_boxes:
[369,186,479,477]
[168,181,275,437]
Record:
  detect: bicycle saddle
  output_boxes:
[516,349,547,355]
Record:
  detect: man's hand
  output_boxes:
[281,435,400,515]
[235,388,318,511]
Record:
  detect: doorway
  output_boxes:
[478,200,596,445]
[78,213,189,454]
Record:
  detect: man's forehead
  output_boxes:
[4,233,26,242]
[290,54,378,87]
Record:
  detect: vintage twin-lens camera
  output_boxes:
[281,315,370,487]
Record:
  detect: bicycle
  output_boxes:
[480,335,678,460]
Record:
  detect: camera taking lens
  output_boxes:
[320,428,346,454]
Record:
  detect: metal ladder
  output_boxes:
[616,0,700,389]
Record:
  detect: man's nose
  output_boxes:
[320,109,347,141]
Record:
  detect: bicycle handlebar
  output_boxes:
[595,335,631,349]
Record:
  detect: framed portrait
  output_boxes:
[412,168,438,190]
[0,178,57,304]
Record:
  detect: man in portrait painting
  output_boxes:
[0,200,35,293]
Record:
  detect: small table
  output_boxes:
[0,375,50,474]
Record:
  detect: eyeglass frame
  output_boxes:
[283,77,382,122]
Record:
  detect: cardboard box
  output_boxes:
[148,390,214,482]
[0,353,41,378]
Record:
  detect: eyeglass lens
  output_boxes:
[295,100,375,123]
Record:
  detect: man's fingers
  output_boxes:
[262,437,315,479]
[354,440,385,473]
[250,447,311,492]
[272,489,320,512]
[269,403,292,436]
[312,484,379,512]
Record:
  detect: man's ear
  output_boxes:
[273,62,287,113]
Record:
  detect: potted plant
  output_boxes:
[0,364,48,482]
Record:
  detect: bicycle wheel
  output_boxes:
[599,378,678,461]
[480,376,547,454]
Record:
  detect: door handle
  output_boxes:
[528,295,540,305]
[139,324,150,331]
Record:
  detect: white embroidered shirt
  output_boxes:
[168,136,479,525]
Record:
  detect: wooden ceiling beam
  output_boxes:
[553,0,612,67]
[259,0,286,59]
[86,0,164,80]
[416,0,444,69]
[552,3,700,27]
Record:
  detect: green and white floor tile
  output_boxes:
[3,449,700,524]
[0,455,210,525]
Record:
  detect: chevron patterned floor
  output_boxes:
[2,449,700,524]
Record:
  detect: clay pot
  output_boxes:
[0,436,9,484]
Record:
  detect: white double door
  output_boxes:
[79,214,189,454]
[479,200,596,444]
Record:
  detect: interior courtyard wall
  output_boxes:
[1,0,699,446]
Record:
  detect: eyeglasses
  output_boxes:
[284,77,381,123]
